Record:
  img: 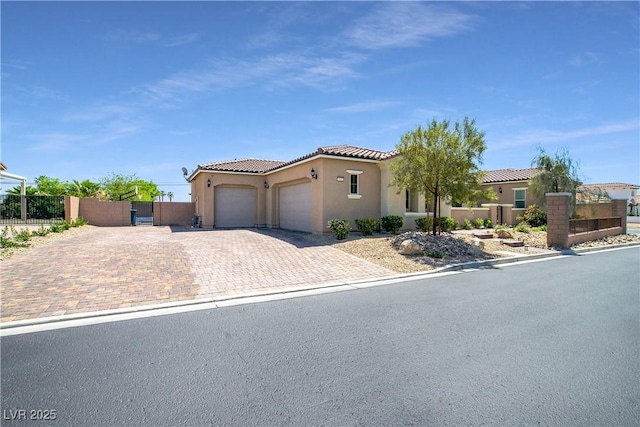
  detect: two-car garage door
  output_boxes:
[214,187,256,228]
[279,183,312,233]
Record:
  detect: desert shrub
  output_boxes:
[532,225,547,232]
[0,227,29,249]
[70,217,87,227]
[381,215,403,234]
[514,222,530,233]
[355,218,380,236]
[439,216,457,232]
[49,220,70,233]
[415,217,433,232]
[518,204,547,227]
[328,219,350,240]
[484,218,493,229]
[474,218,485,229]
[462,219,473,230]
[494,224,509,231]
[11,226,32,242]
[31,223,50,237]
[427,249,444,259]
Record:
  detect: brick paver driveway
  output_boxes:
[1,227,394,322]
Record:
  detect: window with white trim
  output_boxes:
[346,170,362,199]
[514,189,526,208]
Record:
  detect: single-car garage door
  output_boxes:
[279,183,312,232]
[214,186,256,227]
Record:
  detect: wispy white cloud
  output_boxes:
[131,52,366,106]
[491,118,640,150]
[569,52,600,68]
[345,2,475,50]
[13,85,69,103]
[25,133,85,152]
[104,29,202,47]
[324,100,401,114]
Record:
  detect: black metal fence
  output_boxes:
[569,217,621,234]
[0,195,65,224]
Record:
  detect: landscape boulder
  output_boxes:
[497,229,513,239]
[398,240,423,255]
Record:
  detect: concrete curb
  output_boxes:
[2,243,638,330]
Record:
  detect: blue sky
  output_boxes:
[2,1,638,202]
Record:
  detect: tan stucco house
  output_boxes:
[187,146,542,234]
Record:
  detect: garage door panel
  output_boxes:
[280,183,312,232]
[215,187,256,227]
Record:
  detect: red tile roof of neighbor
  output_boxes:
[579,182,640,190]
[482,168,540,183]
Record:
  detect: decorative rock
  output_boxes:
[398,239,422,255]
[497,229,513,239]
[467,238,485,255]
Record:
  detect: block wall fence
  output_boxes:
[546,193,626,248]
[64,197,195,227]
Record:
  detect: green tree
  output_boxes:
[34,175,68,195]
[99,172,161,201]
[530,146,582,212]
[390,117,494,234]
[66,179,102,198]
[6,185,38,196]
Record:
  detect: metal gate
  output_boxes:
[131,201,153,225]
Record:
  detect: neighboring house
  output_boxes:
[480,168,541,208]
[578,182,640,216]
[187,146,541,234]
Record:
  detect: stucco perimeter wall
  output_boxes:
[79,198,132,226]
[450,207,490,227]
[153,202,195,226]
[64,196,80,222]
[568,227,624,246]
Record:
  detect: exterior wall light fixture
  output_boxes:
[498,186,502,194]
[264,181,269,189]
[311,168,318,180]
[207,178,211,188]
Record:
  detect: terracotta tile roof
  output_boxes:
[579,182,640,190]
[317,145,395,160]
[482,168,540,184]
[198,159,286,174]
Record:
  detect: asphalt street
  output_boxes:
[2,247,639,426]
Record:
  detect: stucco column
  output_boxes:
[611,199,627,234]
[546,192,571,248]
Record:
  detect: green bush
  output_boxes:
[11,226,32,242]
[415,217,433,232]
[49,220,70,233]
[532,225,547,232]
[381,215,403,234]
[427,249,444,259]
[31,223,50,237]
[484,218,493,229]
[355,218,380,236]
[494,224,509,231]
[0,227,29,249]
[328,219,350,240]
[474,218,485,229]
[517,204,547,227]
[70,217,87,227]
[462,219,473,230]
[439,216,457,232]
[514,222,530,233]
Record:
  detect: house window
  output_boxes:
[514,189,526,208]
[350,174,359,194]
[346,170,363,199]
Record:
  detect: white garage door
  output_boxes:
[214,187,256,227]
[279,183,312,232]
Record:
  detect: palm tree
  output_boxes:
[167,192,174,202]
[160,190,166,202]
